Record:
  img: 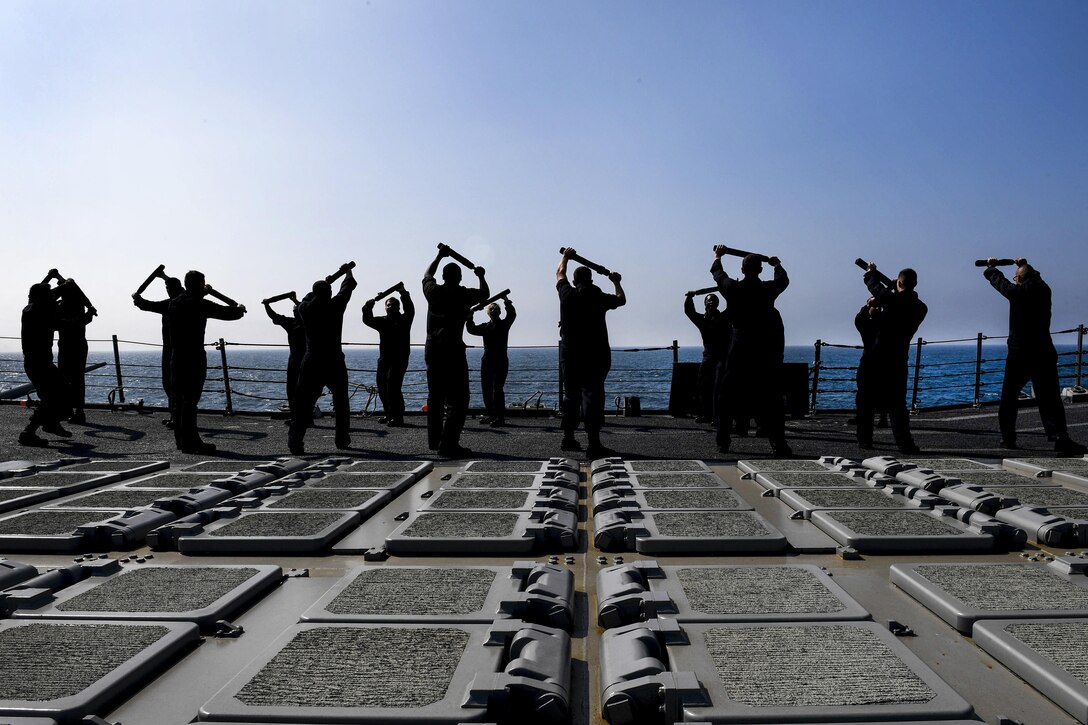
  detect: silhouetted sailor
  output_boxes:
[853,296,888,431]
[45,271,97,425]
[467,298,516,427]
[134,275,184,426]
[289,264,357,454]
[263,294,305,419]
[984,258,1086,454]
[557,248,625,457]
[422,248,488,456]
[167,271,246,454]
[362,284,414,427]
[711,250,790,456]
[684,291,731,425]
[857,265,927,453]
[18,283,72,447]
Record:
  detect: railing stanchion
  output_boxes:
[219,338,234,415]
[1078,324,1085,389]
[910,337,923,413]
[810,339,821,412]
[556,340,563,414]
[973,332,983,407]
[111,335,125,404]
[672,340,679,365]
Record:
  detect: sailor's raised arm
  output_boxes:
[557,247,575,283]
[399,284,415,320]
[424,247,446,281]
[770,256,788,293]
[609,271,626,307]
[473,265,489,300]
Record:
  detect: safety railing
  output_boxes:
[810,324,1086,412]
[4,327,1085,415]
[0,335,683,415]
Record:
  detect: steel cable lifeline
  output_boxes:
[2,324,1085,413]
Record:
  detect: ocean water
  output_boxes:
[1,343,1082,414]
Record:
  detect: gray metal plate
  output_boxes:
[443,472,544,490]
[778,487,924,518]
[1052,470,1088,487]
[890,563,1088,633]
[61,460,168,475]
[592,472,727,493]
[343,460,433,476]
[736,459,833,475]
[0,488,56,515]
[302,472,416,495]
[599,563,869,625]
[421,489,562,512]
[0,472,115,496]
[386,511,576,555]
[1004,456,1088,477]
[592,488,752,513]
[425,489,533,509]
[0,510,126,553]
[901,457,997,471]
[0,619,198,724]
[810,510,994,553]
[43,487,191,511]
[301,564,571,628]
[464,458,576,474]
[754,471,871,496]
[981,485,1088,508]
[443,472,579,490]
[176,511,361,554]
[198,623,505,723]
[182,461,274,473]
[259,488,391,515]
[302,566,504,623]
[11,564,282,629]
[948,469,1055,486]
[119,472,237,489]
[622,460,712,473]
[1052,508,1088,521]
[636,511,787,554]
[672,621,973,722]
[973,618,1088,723]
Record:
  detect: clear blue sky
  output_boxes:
[3,1,1086,350]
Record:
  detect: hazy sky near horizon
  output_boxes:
[3,1,1087,351]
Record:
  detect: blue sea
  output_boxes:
[1,343,1082,414]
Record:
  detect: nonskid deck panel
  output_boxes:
[0,452,1085,724]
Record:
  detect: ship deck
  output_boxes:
[1,401,1087,725]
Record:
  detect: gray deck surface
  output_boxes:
[705,624,936,707]
[640,489,748,509]
[0,622,170,700]
[910,563,1088,611]
[5,396,1084,463]
[55,566,261,612]
[399,511,519,538]
[234,626,467,707]
[0,509,123,535]
[325,568,497,615]
[2,402,1088,724]
[263,489,381,509]
[675,566,848,615]
[615,472,723,487]
[205,512,344,537]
